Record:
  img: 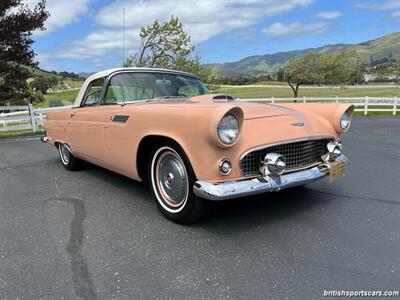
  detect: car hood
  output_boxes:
[189,95,296,120]
[234,102,296,120]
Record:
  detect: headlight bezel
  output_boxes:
[217,113,240,145]
[339,106,354,132]
[209,106,244,148]
[335,105,354,133]
[340,110,351,131]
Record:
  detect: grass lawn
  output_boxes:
[38,89,80,108]
[252,81,288,86]
[31,84,400,109]
[63,78,85,89]
[218,86,400,98]
[0,129,44,140]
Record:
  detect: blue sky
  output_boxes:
[29,0,400,73]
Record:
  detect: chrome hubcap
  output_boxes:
[155,150,188,208]
[60,144,70,165]
[164,172,174,187]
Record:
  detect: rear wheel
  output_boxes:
[58,143,84,171]
[149,143,209,224]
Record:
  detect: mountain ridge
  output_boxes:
[208,32,400,78]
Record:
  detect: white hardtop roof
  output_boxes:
[73,67,198,107]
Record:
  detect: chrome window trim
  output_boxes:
[100,70,206,105]
[81,77,106,107]
[108,68,200,79]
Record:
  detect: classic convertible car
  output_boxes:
[42,68,353,223]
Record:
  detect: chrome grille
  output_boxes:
[240,139,329,177]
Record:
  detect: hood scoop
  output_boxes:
[212,94,235,102]
[189,94,235,103]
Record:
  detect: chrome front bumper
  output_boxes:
[193,154,348,201]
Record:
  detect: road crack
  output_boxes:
[52,178,97,300]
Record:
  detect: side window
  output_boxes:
[82,78,104,106]
[178,85,200,97]
[104,73,154,104]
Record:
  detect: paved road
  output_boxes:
[0,117,399,299]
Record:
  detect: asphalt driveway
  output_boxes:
[0,117,399,299]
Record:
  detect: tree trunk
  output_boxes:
[288,82,299,101]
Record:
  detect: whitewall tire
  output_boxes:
[58,143,84,171]
[149,143,210,223]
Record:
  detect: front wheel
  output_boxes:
[149,144,209,224]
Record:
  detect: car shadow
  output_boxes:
[199,187,331,231]
[81,162,331,229]
[82,162,151,199]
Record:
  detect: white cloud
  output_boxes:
[56,29,140,59]
[356,0,400,10]
[316,11,342,19]
[96,0,314,43]
[392,10,400,16]
[62,0,314,60]
[24,0,91,35]
[262,22,328,37]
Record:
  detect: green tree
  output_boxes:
[279,52,323,98]
[319,51,358,87]
[125,16,218,92]
[26,88,45,104]
[0,0,49,105]
[390,61,400,87]
[30,76,51,94]
[279,51,358,97]
[48,76,59,90]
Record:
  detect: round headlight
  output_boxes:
[217,114,239,145]
[340,109,352,131]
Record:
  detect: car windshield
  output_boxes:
[104,72,209,104]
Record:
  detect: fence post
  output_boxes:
[271,97,275,104]
[336,96,339,104]
[28,103,37,133]
[364,96,369,116]
[394,97,398,116]
[303,96,306,103]
[0,113,5,127]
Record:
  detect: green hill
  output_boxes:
[209,32,400,78]
[22,65,62,81]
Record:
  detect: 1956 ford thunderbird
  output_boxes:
[42,68,353,223]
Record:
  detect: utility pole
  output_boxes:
[122,7,125,67]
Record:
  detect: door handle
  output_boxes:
[70,112,77,118]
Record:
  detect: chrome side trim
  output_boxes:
[194,154,347,201]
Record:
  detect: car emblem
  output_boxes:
[290,122,304,127]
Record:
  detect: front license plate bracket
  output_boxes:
[329,159,348,182]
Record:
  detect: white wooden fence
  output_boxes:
[238,96,399,116]
[0,96,398,133]
[0,104,72,133]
